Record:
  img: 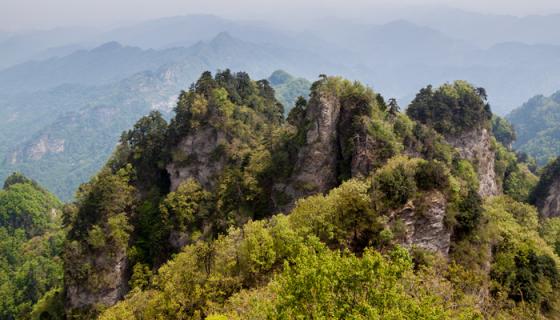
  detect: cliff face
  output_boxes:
[531,159,560,218]
[166,127,228,192]
[277,86,385,208]
[64,74,506,316]
[447,127,499,197]
[285,92,342,198]
[66,249,128,313]
[537,178,560,218]
[390,191,451,255]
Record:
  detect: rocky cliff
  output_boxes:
[447,127,499,197]
[531,158,560,218]
[167,127,228,192]
[276,79,390,209]
[390,191,451,255]
[65,248,128,314]
[63,74,506,316]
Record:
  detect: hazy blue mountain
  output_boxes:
[268,70,311,112]
[0,27,99,70]
[400,7,560,47]
[5,13,560,199]
[0,41,193,93]
[4,14,560,114]
[0,33,333,200]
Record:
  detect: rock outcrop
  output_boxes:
[66,250,128,313]
[531,158,560,218]
[166,127,228,191]
[446,127,499,197]
[277,84,385,208]
[536,178,560,218]
[285,91,342,198]
[390,191,451,255]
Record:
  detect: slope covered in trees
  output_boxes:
[0,173,65,319]
[508,91,560,166]
[50,71,560,320]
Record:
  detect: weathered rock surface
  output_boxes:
[389,191,451,255]
[9,134,65,164]
[166,127,228,191]
[66,249,128,313]
[447,127,499,197]
[536,178,560,218]
[287,92,342,198]
[277,90,382,209]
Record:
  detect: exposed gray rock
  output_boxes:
[275,89,383,211]
[537,178,560,218]
[66,248,128,312]
[9,134,65,164]
[447,127,499,197]
[288,92,342,198]
[390,191,451,255]
[166,127,228,191]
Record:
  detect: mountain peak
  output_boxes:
[209,32,237,46]
[92,41,124,52]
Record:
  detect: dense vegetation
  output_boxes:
[0,173,65,319]
[406,81,492,136]
[508,91,560,166]
[2,71,559,319]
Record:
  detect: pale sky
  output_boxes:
[2,0,560,31]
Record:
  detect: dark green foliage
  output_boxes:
[508,92,560,165]
[454,189,483,238]
[0,174,64,319]
[388,98,400,115]
[492,115,516,148]
[286,96,307,127]
[3,172,38,190]
[415,160,449,191]
[494,142,538,203]
[491,246,559,312]
[407,81,492,136]
[373,159,418,209]
[120,111,170,192]
[400,120,455,164]
[0,174,62,237]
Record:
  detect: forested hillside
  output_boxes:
[0,173,65,319]
[16,70,552,319]
[508,91,560,166]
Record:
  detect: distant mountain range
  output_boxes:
[0,33,321,200]
[3,11,560,199]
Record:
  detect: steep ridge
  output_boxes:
[406,81,499,197]
[60,72,553,319]
[0,32,335,201]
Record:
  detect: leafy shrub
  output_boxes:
[372,157,419,209]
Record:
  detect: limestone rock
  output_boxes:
[447,127,499,197]
[390,191,451,255]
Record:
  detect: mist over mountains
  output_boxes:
[2,8,560,199]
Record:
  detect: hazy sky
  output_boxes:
[2,0,560,30]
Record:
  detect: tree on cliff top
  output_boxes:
[407,80,492,136]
